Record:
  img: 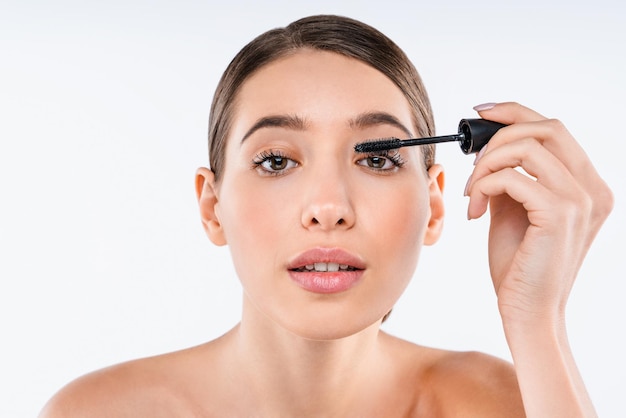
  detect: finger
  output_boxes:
[470,137,582,200]
[467,168,553,220]
[473,101,547,124]
[479,120,594,185]
[474,102,613,230]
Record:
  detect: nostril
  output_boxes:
[305,215,350,229]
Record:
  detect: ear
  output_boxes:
[195,167,227,246]
[423,164,445,246]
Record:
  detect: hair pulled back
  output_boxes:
[208,14,435,182]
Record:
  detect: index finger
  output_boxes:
[474,102,590,175]
[473,102,612,229]
[473,101,547,124]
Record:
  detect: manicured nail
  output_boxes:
[473,102,497,111]
[463,174,472,196]
[473,144,488,165]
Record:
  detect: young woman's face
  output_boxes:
[203,50,444,339]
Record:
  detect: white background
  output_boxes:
[1,0,624,416]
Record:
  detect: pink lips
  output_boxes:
[287,248,365,294]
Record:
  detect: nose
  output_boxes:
[301,171,355,231]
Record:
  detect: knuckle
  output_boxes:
[521,137,542,155]
[545,118,567,135]
[500,167,518,181]
[578,194,594,216]
[559,198,590,228]
[569,183,593,212]
[593,182,615,219]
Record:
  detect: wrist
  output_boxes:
[498,306,596,418]
[498,299,566,329]
[499,305,568,348]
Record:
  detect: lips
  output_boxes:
[288,247,366,271]
[291,262,358,272]
[287,248,365,294]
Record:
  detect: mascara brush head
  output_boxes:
[353,137,402,153]
[353,119,507,154]
[354,134,461,153]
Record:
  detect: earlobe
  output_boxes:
[195,167,227,246]
[423,164,445,246]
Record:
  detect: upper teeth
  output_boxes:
[301,263,353,272]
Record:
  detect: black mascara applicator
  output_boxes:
[354,119,506,154]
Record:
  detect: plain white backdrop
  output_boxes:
[1,0,624,416]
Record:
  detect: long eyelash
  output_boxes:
[251,149,287,167]
[252,149,406,174]
[364,149,406,168]
[250,149,296,177]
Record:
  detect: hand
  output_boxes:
[465,102,613,324]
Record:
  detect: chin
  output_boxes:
[276,308,385,341]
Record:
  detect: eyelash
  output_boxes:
[357,149,406,172]
[251,150,298,176]
[251,149,406,176]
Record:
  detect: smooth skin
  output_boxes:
[40,50,612,417]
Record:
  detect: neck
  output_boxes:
[230,295,387,416]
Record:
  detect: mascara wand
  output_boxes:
[354,119,506,155]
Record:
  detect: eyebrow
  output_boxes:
[240,115,308,143]
[349,111,414,138]
[239,111,413,144]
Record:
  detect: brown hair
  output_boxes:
[207,14,435,182]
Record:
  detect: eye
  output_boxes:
[252,150,298,175]
[360,156,394,170]
[356,151,405,172]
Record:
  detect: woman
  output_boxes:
[40,15,613,417]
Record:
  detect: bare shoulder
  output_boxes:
[381,333,525,417]
[422,349,525,417]
[39,356,189,417]
[39,341,222,418]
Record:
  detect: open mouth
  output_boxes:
[287,249,365,293]
[290,262,360,273]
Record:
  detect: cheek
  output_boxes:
[362,177,429,242]
[217,175,296,275]
[358,178,430,279]
[217,151,286,244]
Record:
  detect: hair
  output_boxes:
[207,14,436,183]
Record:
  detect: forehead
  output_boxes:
[231,49,415,135]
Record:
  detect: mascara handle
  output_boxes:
[458,119,507,154]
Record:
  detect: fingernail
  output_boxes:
[473,144,488,165]
[473,102,497,111]
[463,174,472,196]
